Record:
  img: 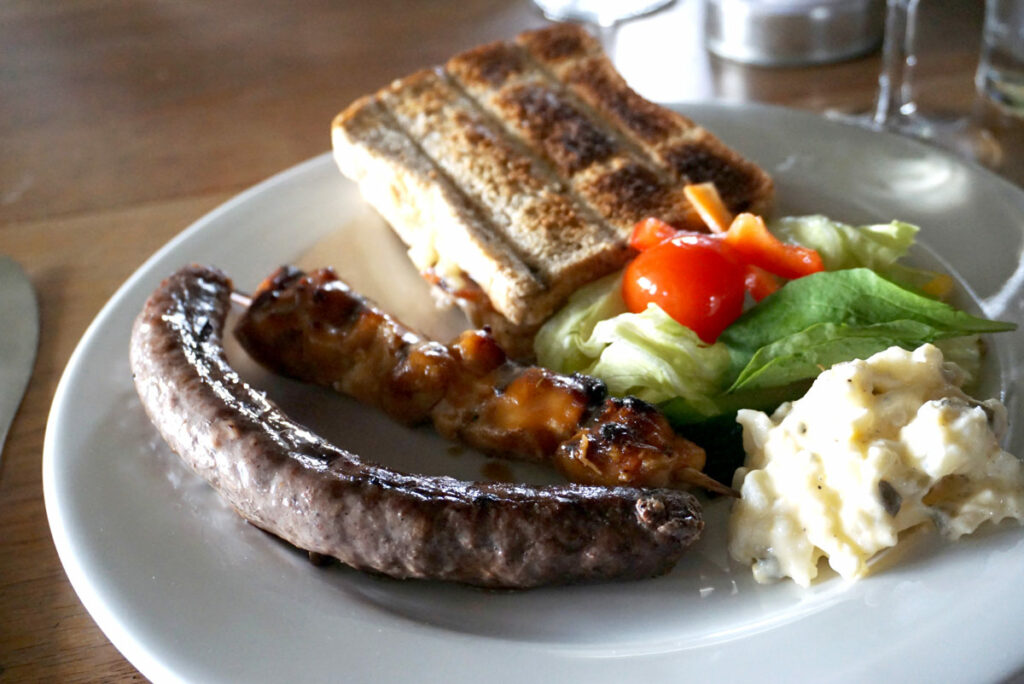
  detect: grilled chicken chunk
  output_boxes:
[234,266,733,495]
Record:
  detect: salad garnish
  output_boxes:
[536,185,1017,439]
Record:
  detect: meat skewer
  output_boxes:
[234,266,734,495]
[130,264,704,588]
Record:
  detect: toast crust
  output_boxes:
[333,24,774,350]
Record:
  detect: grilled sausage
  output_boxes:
[130,264,703,587]
[235,266,732,495]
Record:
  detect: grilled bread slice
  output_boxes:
[332,24,773,357]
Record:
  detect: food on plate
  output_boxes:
[129,264,704,588]
[331,23,773,358]
[128,21,1020,591]
[728,344,1024,586]
[234,265,732,495]
[536,213,1015,430]
[623,230,748,344]
[620,209,826,343]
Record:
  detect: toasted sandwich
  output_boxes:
[332,23,773,357]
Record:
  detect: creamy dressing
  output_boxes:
[728,344,1024,586]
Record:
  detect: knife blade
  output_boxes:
[0,256,39,463]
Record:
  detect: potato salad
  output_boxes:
[728,344,1024,586]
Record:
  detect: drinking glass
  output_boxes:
[850,0,1002,165]
[976,0,1024,116]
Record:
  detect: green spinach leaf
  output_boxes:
[720,269,1015,392]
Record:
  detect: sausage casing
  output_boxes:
[130,265,703,587]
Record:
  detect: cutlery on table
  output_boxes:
[0,256,39,463]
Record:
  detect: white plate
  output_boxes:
[44,103,1024,683]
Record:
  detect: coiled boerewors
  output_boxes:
[130,264,704,588]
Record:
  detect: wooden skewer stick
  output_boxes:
[230,290,252,308]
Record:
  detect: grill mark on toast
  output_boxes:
[449,40,702,236]
[438,66,624,246]
[446,40,527,88]
[518,26,773,217]
[516,26,693,148]
[507,38,708,228]
[581,160,679,229]
[496,83,618,176]
[483,81,693,228]
[376,68,630,325]
[518,22,600,62]
[376,70,550,285]
[564,60,689,146]
[567,60,772,214]
[514,34,699,179]
[333,96,544,315]
[567,65,771,213]
[441,42,618,177]
[664,140,765,212]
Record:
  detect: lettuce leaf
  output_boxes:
[770,215,953,296]
[581,305,731,411]
[769,215,918,271]
[534,275,731,416]
[533,273,627,374]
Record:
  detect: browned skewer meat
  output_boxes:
[130,264,704,587]
[234,266,734,496]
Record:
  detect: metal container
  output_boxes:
[532,0,675,26]
[705,0,885,67]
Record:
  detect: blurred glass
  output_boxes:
[531,0,675,27]
[977,0,1024,116]
[835,0,1003,168]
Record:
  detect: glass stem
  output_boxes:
[873,0,921,127]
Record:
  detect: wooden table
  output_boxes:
[1,1,1019,680]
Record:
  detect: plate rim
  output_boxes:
[42,101,1024,684]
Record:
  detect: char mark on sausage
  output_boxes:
[130,264,703,588]
[235,266,733,495]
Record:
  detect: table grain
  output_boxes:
[1,0,1019,680]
